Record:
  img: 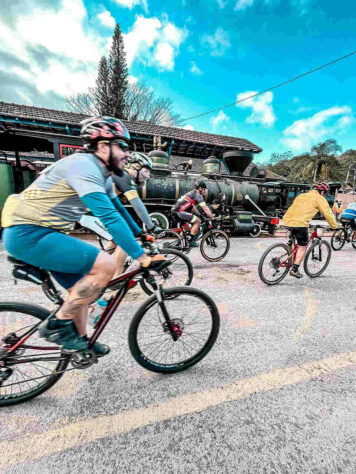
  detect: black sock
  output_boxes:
[292,264,299,272]
[48,317,74,329]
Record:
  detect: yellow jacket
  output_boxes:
[283,190,338,228]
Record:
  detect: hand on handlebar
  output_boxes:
[139,232,156,244]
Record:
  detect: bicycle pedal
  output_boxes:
[69,350,98,369]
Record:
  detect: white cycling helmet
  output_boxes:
[127,152,153,170]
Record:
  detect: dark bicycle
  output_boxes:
[157,217,230,262]
[0,250,220,406]
[331,220,356,251]
[258,225,332,285]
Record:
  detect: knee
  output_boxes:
[92,251,117,281]
[195,218,201,225]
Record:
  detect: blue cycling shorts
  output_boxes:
[2,225,100,289]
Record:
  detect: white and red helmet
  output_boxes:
[80,116,130,144]
[312,182,330,193]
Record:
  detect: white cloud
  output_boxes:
[0,0,108,99]
[217,0,228,7]
[282,106,353,151]
[211,111,230,131]
[202,28,230,57]
[183,124,195,130]
[236,91,275,127]
[128,75,138,84]
[234,0,254,10]
[190,61,203,75]
[97,10,116,28]
[124,16,186,70]
[113,0,148,13]
[155,43,175,70]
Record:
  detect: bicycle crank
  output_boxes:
[70,350,98,369]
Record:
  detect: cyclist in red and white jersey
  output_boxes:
[172,180,214,247]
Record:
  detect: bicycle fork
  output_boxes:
[148,277,180,342]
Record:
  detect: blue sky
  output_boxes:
[0,0,355,162]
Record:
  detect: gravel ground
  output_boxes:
[0,235,356,474]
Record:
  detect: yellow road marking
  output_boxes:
[294,287,320,340]
[2,350,356,469]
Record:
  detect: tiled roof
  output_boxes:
[0,101,262,152]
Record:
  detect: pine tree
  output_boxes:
[95,56,111,115]
[108,23,129,119]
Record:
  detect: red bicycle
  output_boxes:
[0,249,220,406]
[258,225,332,285]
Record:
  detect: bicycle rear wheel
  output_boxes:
[303,240,331,277]
[128,287,220,373]
[331,228,346,251]
[139,249,193,295]
[0,303,69,406]
[258,243,292,285]
[156,230,184,250]
[200,229,230,262]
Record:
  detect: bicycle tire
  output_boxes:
[331,228,346,251]
[200,229,230,262]
[0,302,70,406]
[258,243,291,285]
[156,230,184,250]
[303,240,331,277]
[128,287,220,374]
[139,248,194,295]
[352,241,356,250]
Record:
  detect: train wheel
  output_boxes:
[149,212,170,230]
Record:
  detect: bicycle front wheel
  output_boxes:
[258,243,292,285]
[304,240,331,277]
[156,230,184,250]
[200,229,230,262]
[139,249,193,295]
[128,287,220,373]
[0,303,69,406]
[331,228,346,251]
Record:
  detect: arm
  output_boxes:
[111,196,142,235]
[124,196,154,230]
[80,192,144,259]
[317,195,338,229]
[200,202,214,219]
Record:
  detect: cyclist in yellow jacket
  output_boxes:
[283,182,337,278]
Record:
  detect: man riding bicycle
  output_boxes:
[283,182,337,278]
[1,116,165,355]
[80,151,162,275]
[172,180,214,247]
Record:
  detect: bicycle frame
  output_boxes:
[1,264,177,365]
[277,228,322,268]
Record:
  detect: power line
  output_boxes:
[181,49,356,123]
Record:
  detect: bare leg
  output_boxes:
[191,218,201,235]
[112,246,127,277]
[56,251,116,336]
[294,245,307,265]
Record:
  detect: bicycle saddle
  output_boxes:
[7,255,49,285]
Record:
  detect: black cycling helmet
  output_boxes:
[194,180,207,189]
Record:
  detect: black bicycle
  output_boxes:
[0,250,220,406]
[331,220,356,251]
[157,217,230,262]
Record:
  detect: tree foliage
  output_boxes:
[267,139,354,184]
[66,23,181,126]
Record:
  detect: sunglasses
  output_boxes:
[111,140,129,150]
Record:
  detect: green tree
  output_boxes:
[95,56,111,116]
[107,24,129,118]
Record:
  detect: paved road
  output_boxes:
[0,237,356,473]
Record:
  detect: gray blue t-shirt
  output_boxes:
[2,153,116,231]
